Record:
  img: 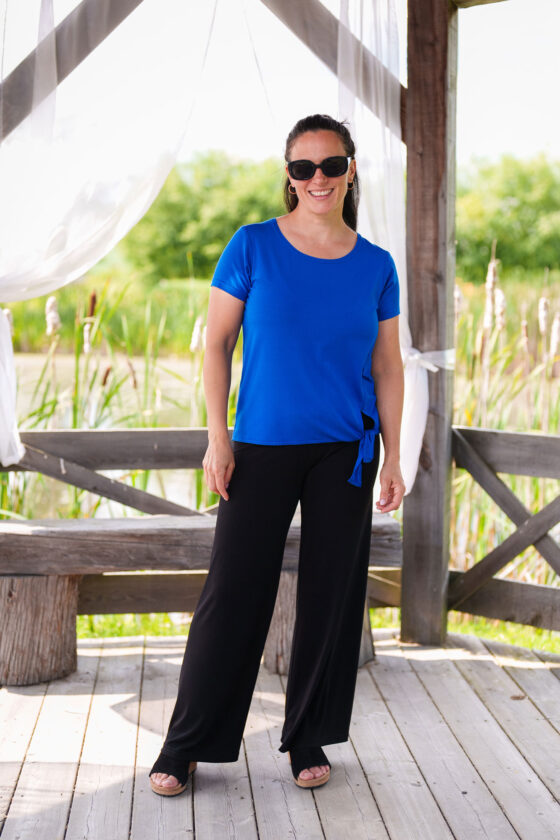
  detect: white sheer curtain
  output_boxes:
[0,0,216,465]
[337,0,453,495]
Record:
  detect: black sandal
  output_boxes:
[288,746,331,788]
[149,752,197,796]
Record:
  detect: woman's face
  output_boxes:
[286,129,356,220]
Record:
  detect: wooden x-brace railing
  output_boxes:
[448,429,560,609]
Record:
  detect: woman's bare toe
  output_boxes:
[151,772,179,787]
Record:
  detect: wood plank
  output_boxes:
[399,631,560,838]
[0,683,48,833]
[11,428,212,472]
[78,571,208,614]
[0,515,402,575]
[273,680,391,839]
[445,632,560,804]
[260,0,406,138]
[244,668,324,839]
[367,631,518,839]
[476,636,560,730]
[453,426,560,479]
[452,429,560,574]
[130,636,196,839]
[0,641,102,840]
[349,642,454,840]
[447,570,560,631]
[20,444,201,517]
[1,0,144,141]
[401,0,458,644]
[0,516,216,574]
[75,565,401,617]
[65,638,144,840]
[448,492,560,609]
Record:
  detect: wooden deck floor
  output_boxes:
[1,627,560,839]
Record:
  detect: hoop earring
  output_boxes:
[347,181,354,190]
[288,183,297,195]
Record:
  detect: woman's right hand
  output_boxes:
[202,435,235,501]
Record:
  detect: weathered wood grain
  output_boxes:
[453,429,560,574]
[65,639,144,840]
[130,637,196,839]
[401,0,457,644]
[453,426,560,479]
[20,444,201,516]
[447,570,560,631]
[0,574,80,685]
[367,630,518,839]
[10,428,211,471]
[0,642,102,840]
[0,514,402,574]
[447,631,560,803]
[260,0,406,137]
[0,682,48,834]
[1,0,143,141]
[399,630,560,837]
[350,648,453,839]
[448,493,560,609]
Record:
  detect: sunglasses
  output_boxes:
[286,155,353,181]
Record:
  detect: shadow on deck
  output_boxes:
[1,627,560,839]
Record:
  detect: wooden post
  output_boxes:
[401,0,457,644]
[0,575,81,685]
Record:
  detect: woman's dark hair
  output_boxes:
[283,114,360,231]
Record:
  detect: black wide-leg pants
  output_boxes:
[157,432,380,764]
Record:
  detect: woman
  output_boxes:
[150,114,405,795]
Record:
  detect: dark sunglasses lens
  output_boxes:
[288,160,315,180]
[321,156,349,177]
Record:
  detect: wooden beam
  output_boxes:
[20,444,201,517]
[1,0,144,141]
[453,430,560,575]
[453,0,509,8]
[448,570,560,631]
[401,0,458,645]
[0,515,402,575]
[447,493,560,609]
[453,426,560,479]
[76,566,402,614]
[259,0,407,139]
[7,428,212,472]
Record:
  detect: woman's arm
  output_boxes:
[371,315,406,512]
[202,287,245,501]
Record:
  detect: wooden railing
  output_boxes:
[448,426,560,631]
[2,426,558,628]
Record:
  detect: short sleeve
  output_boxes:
[210,226,252,302]
[377,252,400,321]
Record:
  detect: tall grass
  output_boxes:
[451,248,560,591]
[4,251,559,646]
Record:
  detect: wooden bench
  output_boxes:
[0,511,402,685]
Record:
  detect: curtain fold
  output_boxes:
[337,0,452,495]
[0,0,217,465]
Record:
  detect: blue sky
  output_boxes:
[178,0,559,171]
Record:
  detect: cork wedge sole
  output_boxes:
[149,760,197,796]
[288,748,331,789]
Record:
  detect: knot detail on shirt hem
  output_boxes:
[347,428,377,488]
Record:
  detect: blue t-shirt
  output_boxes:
[210,217,400,487]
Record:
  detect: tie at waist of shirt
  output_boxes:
[347,427,377,488]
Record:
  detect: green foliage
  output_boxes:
[456,153,560,280]
[120,151,286,283]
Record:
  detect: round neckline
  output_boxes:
[272,217,361,262]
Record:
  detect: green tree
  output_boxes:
[120,151,286,283]
[456,153,560,280]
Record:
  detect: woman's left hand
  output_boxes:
[375,459,406,513]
